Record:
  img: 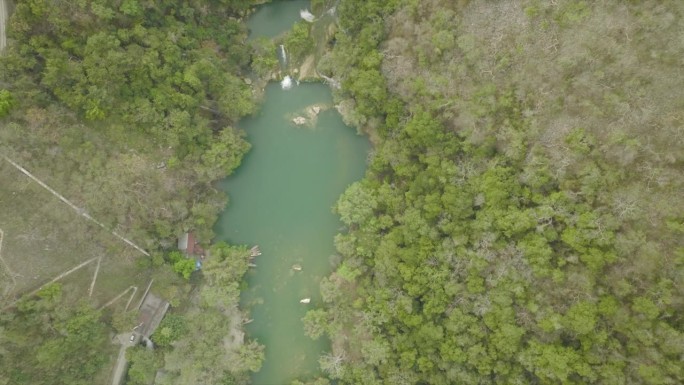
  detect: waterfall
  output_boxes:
[278,44,288,68]
[277,44,293,90]
[281,76,293,90]
[300,9,315,23]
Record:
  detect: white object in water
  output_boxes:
[281,76,293,90]
[300,298,311,304]
[300,9,315,22]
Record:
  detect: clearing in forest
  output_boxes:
[0,159,148,308]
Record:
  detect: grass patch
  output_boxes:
[0,159,148,308]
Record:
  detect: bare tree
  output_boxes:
[319,351,346,379]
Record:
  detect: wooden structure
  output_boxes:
[137,292,169,339]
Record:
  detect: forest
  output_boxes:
[310,0,684,384]
[0,0,256,245]
[1,0,683,384]
[0,0,263,384]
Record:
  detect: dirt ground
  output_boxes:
[297,55,318,80]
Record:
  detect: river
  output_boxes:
[213,3,370,384]
[246,0,311,40]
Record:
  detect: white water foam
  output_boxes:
[300,9,315,22]
[281,76,293,90]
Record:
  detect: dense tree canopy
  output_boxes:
[2,0,683,384]
[314,0,684,384]
[0,284,110,385]
[0,0,256,245]
[157,243,263,385]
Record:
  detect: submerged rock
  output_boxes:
[292,116,307,125]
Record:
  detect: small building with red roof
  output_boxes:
[177,231,205,257]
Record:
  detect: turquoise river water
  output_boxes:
[246,0,311,40]
[214,80,369,383]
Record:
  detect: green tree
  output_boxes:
[284,22,312,62]
[335,182,377,227]
[168,251,195,279]
[250,37,279,77]
[0,89,13,117]
[126,347,160,385]
[302,309,328,340]
[152,314,188,347]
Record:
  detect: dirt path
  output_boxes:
[0,0,7,52]
[298,54,317,80]
[123,285,138,311]
[0,229,18,295]
[88,256,102,298]
[110,333,138,385]
[98,285,137,311]
[1,155,149,256]
[110,344,128,385]
[2,256,98,310]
